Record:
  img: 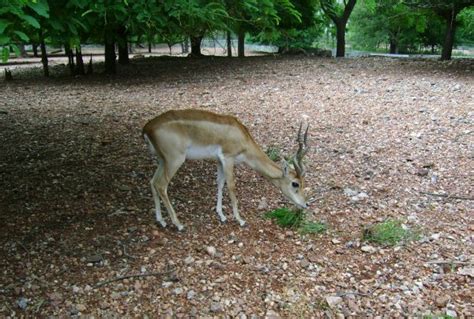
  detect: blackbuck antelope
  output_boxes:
[143,109,309,231]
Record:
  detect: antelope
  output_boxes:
[143,109,309,231]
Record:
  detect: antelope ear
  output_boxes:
[281,159,289,177]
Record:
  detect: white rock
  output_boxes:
[457,267,474,278]
[257,198,268,210]
[265,309,281,319]
[361,245,377,253]
[446,309,457,317]
[206,246,217,257]
[210,302,223,312]
[325,295,343,308]
[173,287,183,295]
[332,238,341,244]
[344,188,359,197]
[184,256,194,265]
[187,290,196,300]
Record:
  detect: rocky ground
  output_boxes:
[0,55,473,318]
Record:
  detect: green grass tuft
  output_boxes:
[264,207,304,228]
[299,221,328,235]
[264,207,327,234]
[266,146,281,162]
[363,219,419,246]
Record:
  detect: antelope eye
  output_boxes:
[292,182,299,188]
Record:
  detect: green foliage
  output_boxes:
[299,220,327,234]
[265,207,304,227]
[349,0,431,53]
[457,7,474,45]
[363,219,420,246]
[0,0,50,61]
[266,146,281,162]
[250,0,321,49]
[265,207,327,234]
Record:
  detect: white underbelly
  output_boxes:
[186,145,222,160]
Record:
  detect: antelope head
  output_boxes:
[274,123,310,209]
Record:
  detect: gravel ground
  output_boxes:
[0,55,473,318]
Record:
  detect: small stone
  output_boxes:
[76,304,86,312]
[16,297,28,310]
[257,198,268,210]
[435,295,450,308]
[187,290,196,300]
[332,238,341,244]
[162,281,173,288]
[346,299,359,313]
[118,184,131,191]
[351,192,368,201]
[210,302,223,312]
[457,267,474,277]
[300,259,310,268]
[361,245,376,253]
[265,309,281,319]
[173,287,183,295]
[446,309,457,317]
[206,246,217,257]
[343,188,359,197]
[326,295,343,308]
[416,168,429,176]
[85,254,103,264]
[184,256,194,265]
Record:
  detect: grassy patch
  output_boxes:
[264,208,327,234]
[299,221,328,235]
[363,219,419,246]
[266,146,281,162]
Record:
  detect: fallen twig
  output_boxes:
[420,191,473,201]
[426,260,473,266]
[94,268,175,288]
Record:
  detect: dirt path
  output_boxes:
[0,56,473,317]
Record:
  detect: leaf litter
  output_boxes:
[0,56,473,317]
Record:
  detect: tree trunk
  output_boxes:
[40,31,49,77]
[335,22,346,57]
[440,9,457,61]
[32,43,39,57]
[389,39,398,54]
[104,33,116,74]
[148,41,152,53]
[182,40,189,54]
[321,0,356,58]
[190,36,203,56]
[117,27,129,65]
[237,30,245,57]
[76,46,84,75]
[87,55,93,74]
[19,43,28,57]
[65,43,75,75]
[4,68,13,81]
[226,30,232,57]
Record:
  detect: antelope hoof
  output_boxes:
[156,220,167,228]
[219,216,227,224]
[175,224,185,232]
[238,220,247,227]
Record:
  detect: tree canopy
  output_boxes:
[0,0,473,76]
